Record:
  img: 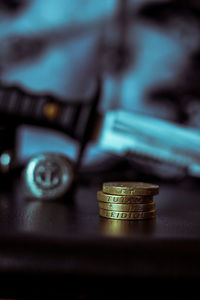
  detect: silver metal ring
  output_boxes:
[24,153,74,200]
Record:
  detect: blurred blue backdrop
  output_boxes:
[0,0,200,178]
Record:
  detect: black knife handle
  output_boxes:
[0,81,101,144]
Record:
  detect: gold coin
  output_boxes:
[97,191,153,204]
[98,201,155,212]
[99,208,156,220]
[103,182,159,196]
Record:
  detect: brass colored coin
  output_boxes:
[97,191,153,204]
[98,201,155,212]
[99,208,156,220]
[103,182,159,196]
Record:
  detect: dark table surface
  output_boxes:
[0,171,200,299]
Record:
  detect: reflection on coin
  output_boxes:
[98,201,155,212]
[97,191,153,204]
[99,208,156,220]
[103,182,159,196]
[99,218,156,236]
[24,153,74,200]
[99,219,136,236]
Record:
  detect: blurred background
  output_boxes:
[0,0,200,182]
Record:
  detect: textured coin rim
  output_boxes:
[99,208,156,220]
[103,182,159,189]
[98,201,155,212]
[97,191,154,204]
[103,182,159,196]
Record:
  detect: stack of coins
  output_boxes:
[97,182,159,220]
